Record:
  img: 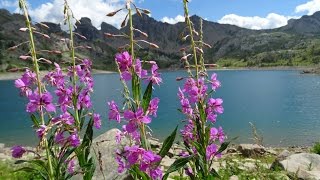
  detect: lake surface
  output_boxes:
[1,70,320,147]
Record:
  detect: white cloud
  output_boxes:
[161,15,184,24]
[0,0,18,8]
[218,13,298,30]
[21,0,129,29]
[295,0,320,15]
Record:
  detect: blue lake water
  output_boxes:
[1,70,320,147]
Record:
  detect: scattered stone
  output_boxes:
[230,175,239,180]
[277,150,291,161]
[149,138,161,149]
[266,149,277,155]
[275,153,320,180]
[92,129,132,180]
[226,148,237,154]
[237,144,266,157]
[161,156,176,167]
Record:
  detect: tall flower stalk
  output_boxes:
[163,0,230,179]
[11,0,100,179]
[106,1,178,179]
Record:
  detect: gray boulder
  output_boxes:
[92,129,132,180]
[276,153,320,180]
[237,144,266,157]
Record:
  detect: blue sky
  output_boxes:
[0,0,319,29]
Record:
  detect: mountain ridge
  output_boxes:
[1,8,320,71]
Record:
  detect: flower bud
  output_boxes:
[19,28,28,32]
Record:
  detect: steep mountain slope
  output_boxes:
[1,8,320,71]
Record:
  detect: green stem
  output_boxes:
[128,6,147,150]
[183,0,199,80]
[66,6,80,128]
[19,0,54,178]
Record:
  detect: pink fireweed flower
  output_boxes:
[77,89,92,109]
[177,87,185,99]
[180,98,193,116]
[207,98,224,114]
[67,159,75,174]
[115,51,132,72]
[135,59,147,78]
[147,98,160,117]
[148,64,162,85]
[11,146,26,158]
[124,108,151,133]
[180,120,195,143]
[207,112,217,123]
[26,91,56,113]
[210,73,221,90]
[118,145,162,179]
[68,133,80,147]
[36,125,46,139]
[93,113,102,129]
[15,78,32,97]
[120,70,132,81]
[21,69,36,85]
[116,153,126,173]
[54,132,65,145]
[55,86,72,112]
[108,100,121,123]
[60,112,75,125]
[44,63,64,87]
[206,144,218,160]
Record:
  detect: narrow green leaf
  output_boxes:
[159,125,178,158]
[215,136,238,155]
[163,156,193,179]
[209,168,220,179]
[30,114,40,128]
[142,81,153,112]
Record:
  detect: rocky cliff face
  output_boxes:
[2,8,320,70]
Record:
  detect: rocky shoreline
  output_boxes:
[1,129,319,180]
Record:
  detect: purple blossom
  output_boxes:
[207,112,217,123]
[36,125,46,139]
[148,64,162,85]
[207,98,224,114]
[55,86,72,112]
[116,154,125,173]
[15,78,32,97]
[68,133,80,147]
[44,63,64,87]
[11,146,26,158]
[54,132,65,145]
[118,145,162,179]
[116,51,132,72]
[181,120,195,143]
[77,89,92,109]
[93,113,101,129]
[108,101,121,123]
[206,144,218,160]
[135,59,147,78]
[124,108,151,133]
[67,159,75,174]
[180,98,193,116]
[147,98,160,117]
[115,130,122,144]
[26,91,56,113]
[210,73,221,90]
[120,70,132,81]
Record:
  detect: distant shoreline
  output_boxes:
[0,69,115,81]
[0,66,316,81]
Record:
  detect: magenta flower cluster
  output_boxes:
[108,51,163,179]
[13,59,101,170]
[178,73,225,161]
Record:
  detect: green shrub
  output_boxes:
[312,142,320,154]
